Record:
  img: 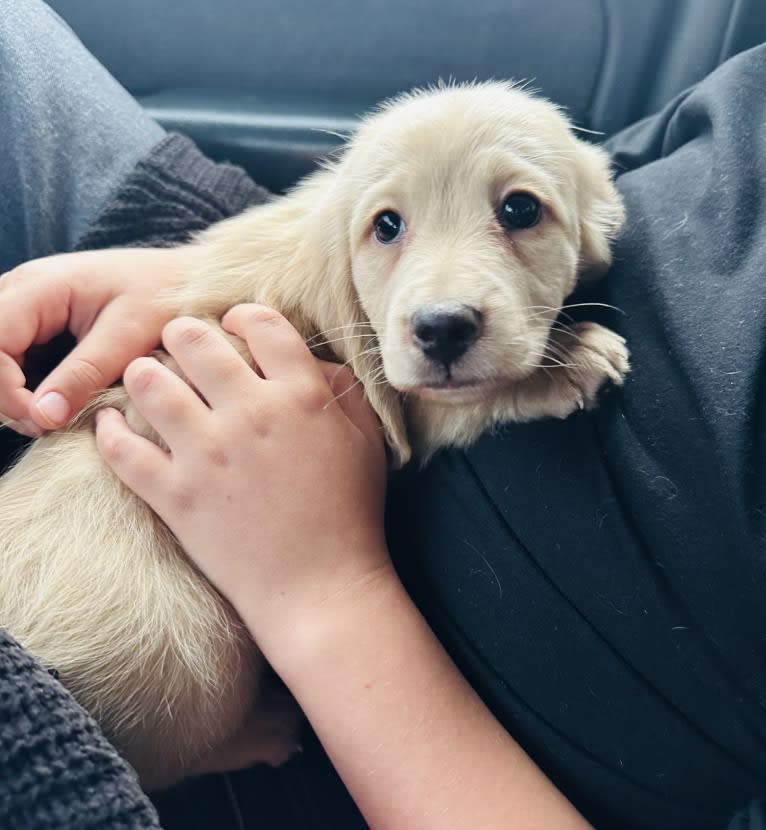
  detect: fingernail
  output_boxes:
[34,391,71,428]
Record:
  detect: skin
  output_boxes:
[0,247,193,434]
[0,248,591,829]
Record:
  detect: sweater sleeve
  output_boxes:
[75,132,272,251]
[0,629,161,830]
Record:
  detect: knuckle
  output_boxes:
[98,428,131,465]
[241,305,285,329]
[165,317,216,350]
[67,355,107,390]
[1,262,39,286]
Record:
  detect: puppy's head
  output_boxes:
[336,82,623,409]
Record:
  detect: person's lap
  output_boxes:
[1,3,764,827]
[388,45,766,829]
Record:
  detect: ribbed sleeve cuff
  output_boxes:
[76,133,271,251]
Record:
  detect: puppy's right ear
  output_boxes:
[574,141,625,282]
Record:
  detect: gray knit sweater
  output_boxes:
[0,133,268,830]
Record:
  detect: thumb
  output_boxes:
[30,304,163,429]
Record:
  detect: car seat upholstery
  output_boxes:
[45,0,766,190]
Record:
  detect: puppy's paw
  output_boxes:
[552,322,630,417]
[189,690,304,777]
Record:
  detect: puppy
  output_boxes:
[0,82,628,789]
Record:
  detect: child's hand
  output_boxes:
[95,304,389,649]
[0,247,191,434]
[96,306,590,830]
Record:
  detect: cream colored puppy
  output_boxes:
[0,82,628,789]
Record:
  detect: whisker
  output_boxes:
[558,301,625,315]
[548,324,581,341]
[309,333,379,349]
[310,322,384,334]
[523,359,579,370]
[542,346,574,364]
[306,323,383,343]
[525,309,559,321]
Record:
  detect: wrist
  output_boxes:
[249,555,402,677]
[249,560,590,830]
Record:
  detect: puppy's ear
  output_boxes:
[574,141,625,282]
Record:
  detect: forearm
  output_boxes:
[259,564,591,830]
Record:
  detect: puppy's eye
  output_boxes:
[498,192,542,230]
[373,210,404,244]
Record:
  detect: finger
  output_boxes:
[95,407,172,507]
[122,356,206,452]
[319,361,385,449]
[0,279,73,424]
[30,300,168,430]
[161,317,256,409]
[222,305,318,382]
[0,353,37,426]
[0,412,42,438]
[0,273,73,350]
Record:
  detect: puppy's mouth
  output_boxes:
[422,375,482,390]
[395,372,490,402]
[390,357,537,402]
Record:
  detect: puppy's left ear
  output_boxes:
[574,141,625,282]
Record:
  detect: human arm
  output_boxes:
[94,305,591,830]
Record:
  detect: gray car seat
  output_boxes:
[49,0,766,192]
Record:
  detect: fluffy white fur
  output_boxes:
[0,82,628,789]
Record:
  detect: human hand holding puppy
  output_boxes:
[0,247,190,435]
[95,303,391,645]
[95,304,591,830]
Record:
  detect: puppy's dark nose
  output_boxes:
[411,305,483,367]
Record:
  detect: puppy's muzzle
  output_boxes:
[411,304,483,368]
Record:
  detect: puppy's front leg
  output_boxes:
[509,322,630,421]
